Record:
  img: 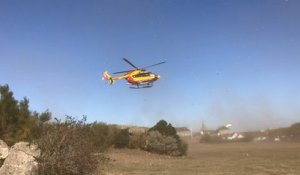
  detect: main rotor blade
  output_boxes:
[113,70,134,74]
[123,58,139,69]
[142,61,166,69]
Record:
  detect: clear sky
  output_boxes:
[1,0,300,131]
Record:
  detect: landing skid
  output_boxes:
[130,84,153,89]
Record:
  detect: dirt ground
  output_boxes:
[102,139,300,175]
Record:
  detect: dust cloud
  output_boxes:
[201,90,300,132]
[135,84,300,132]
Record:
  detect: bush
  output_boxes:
[89,122,118,152]
[128,132,146,149]
[146,131,182,156]
[37,116,98,175]
[177,139,188,155]
[146,120,188,156]
[113,129,130,148]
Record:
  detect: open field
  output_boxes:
[103,140,300,175]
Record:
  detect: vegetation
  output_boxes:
[146,120,187,156]
[148,120,177,137]
[146,130,182,156]
[37,116,98,175]
[0,84,119,174]
[288,122,300,141]
[37,117,127,174]
[2,83,300,174]
[117,120,188,156]
[200,133,253,143]
[199,134,224,143]
[288,123,300,135]
[113,128,130,148]
[0,84,51,146]
[128,132,146,149]
[89,122,119,152]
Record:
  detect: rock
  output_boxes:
[0,142,40,175]
[0,139,9,159]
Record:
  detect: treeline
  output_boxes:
[0,84,51,145]
[37,118,188,174]
[0,84,187,174]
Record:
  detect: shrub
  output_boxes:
[146,120,188,156]
[113,129,130,148]
[146,131,182,156]
[89,122,117,152]
[177,139,188,155]
[37,116,98,175]
[128,132,146,149]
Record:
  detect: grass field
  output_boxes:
[102,139,300,175]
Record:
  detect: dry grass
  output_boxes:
[101,139,300,175]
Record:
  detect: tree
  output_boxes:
[149,120,177,137]
[89,122,117,152]
[0,84,19,141]
[18,97,30,124]
[147,120,187,156]
[0,84,51,145]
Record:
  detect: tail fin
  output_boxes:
[103,71,115,85]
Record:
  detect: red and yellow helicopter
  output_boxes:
[103,58,165,89]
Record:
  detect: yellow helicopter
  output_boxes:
[103,58,165,89]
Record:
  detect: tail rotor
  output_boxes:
[102,71,115,85]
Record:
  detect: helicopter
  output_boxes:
[103,58,165,89]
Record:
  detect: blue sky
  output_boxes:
[1,0,300,131]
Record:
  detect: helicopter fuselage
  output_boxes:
[103,58,164,88]
[125,70,160,85]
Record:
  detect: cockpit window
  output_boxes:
[133,73,150,77]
